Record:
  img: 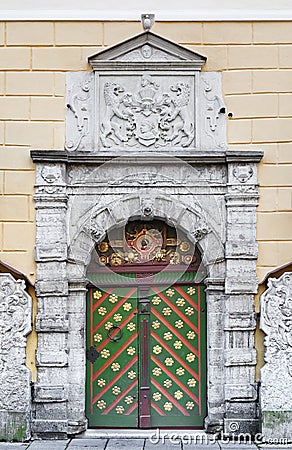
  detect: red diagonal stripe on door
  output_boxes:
[152,287,199,333]
[92,332,138,381]
[102,379,138,414]
[92,288,115,313]
[151,378,190,416]
[92,287,137,334]
[151,355,199,404]
[96,308,138,352]
[125,401,138,415]
[92,356,138,405]
[151,307,198,356]
[151,401,166,416]
[174,286,199,311]
[151,330,199,381]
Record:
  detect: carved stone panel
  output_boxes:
[0,274,32,441]
[98,74,195,150]
[260,272,292,440]
[65,72,94,152]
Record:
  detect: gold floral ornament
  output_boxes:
[175,320,184,329]
[186,401,194,410]
[125,396,134,405]
[109,294,118,304]
[185,307,194,316]
[116,405,124,414]
[153,392,162,401]
[187,287,196,296]
[173,340,183,350]
[97,400,106,410]
[113,313,122,322]
[123,302,132,311]
[186,353,196,363]
[166,288,175,297]
[127,346,136,355]
[187,378,197,387]
[164,332,173,341]
[162,307,172,316]
[176,367,185,376]
[105,321,114,331]
[94,333,102,343]
[97,378,106,388]
[127,322,136,332]
[127,370,136,379]
[98,306,107,316]
[165,357,174,366]
[176,298,185,307]
[100,349,110,359]
[98,241,109,253]
[187,331,196,340]
[153,345,162,355]
[152,367,162,376]
[174,390,183,400]
[111,253,122,266]
[180,241,190,252]
[164,402,173,411]
[111,362,120,372]
[163,379,172,388]
[169,251,180,264]
[152,296,161,305]
[112,386,121,396]
[93,290,103,300]
[152,320,161,329]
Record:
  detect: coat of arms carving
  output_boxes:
[100,75,194,149]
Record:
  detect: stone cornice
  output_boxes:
[31,149,263,165]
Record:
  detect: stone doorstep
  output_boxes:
[75,429,211,439]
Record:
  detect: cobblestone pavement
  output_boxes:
[0,438,290,449]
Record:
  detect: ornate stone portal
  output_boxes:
[31,30,263,437]
[260,272,292,441]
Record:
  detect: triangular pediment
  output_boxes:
[88,31,206,69]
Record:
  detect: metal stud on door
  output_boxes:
[86,286,139,427]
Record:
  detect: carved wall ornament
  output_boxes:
[201,74,226,149]
[191,223,210,242]
[140,197,154,218]
[100,75,194,149]
[260,272,292,411]
[117,46,177,62]
[0,274,32,439]
[233,166,254,183]
[66,75,92,152]
[41,165,61,184]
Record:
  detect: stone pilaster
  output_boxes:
[32,163,69,438]
[223,157,260,435]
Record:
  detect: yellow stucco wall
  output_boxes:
[0,21,291,380]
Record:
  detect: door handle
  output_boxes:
[107,324,123,342]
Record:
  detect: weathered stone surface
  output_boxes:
[260,272,292,441]
[0,274,32,442]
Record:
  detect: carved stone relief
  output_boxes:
[260,272,292,440]
[116,44,180,62]
[66,72,94,152]
[99,74,194,149]
[200,73,227,149]
[0,274,32,441]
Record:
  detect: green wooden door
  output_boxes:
[86,277,206,428]
[86,286,139,427]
